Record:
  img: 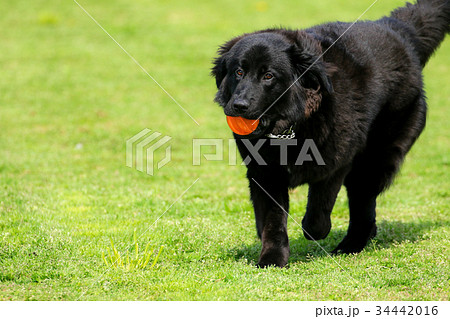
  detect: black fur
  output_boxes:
[211,0,449,267]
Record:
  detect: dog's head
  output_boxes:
[212,29,333,138]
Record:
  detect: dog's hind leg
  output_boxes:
[334,172,378,254]
[333,97,427,254]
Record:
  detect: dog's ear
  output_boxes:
[285,31,334,117]
[211,56,227,89]
[285,31,333,93]
[211,36,244,89]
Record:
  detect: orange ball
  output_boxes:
[226,116,260,135]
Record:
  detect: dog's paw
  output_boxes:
[302,214,331,241]
[331,223,377,254]
[331,237,366,254]
[257,246,289,268]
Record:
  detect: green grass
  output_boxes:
[0,0,449,300]
[102,230,163,271]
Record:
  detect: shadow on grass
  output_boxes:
[227,219,448,265]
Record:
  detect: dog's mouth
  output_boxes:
[226,115,295,139]
[225,115,270,139]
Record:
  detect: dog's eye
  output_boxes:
[235,69,244,77]
[263,72,274,80]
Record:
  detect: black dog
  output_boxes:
[212,0,449,268]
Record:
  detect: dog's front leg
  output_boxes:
[248,168,290,268]
[302,167,348,241]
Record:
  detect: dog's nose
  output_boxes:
[233,99,250,113]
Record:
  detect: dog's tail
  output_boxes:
[390,0,450,66]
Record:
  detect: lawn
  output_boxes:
[0,0,448,300]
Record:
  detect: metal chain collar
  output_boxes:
[265,126,296,139]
